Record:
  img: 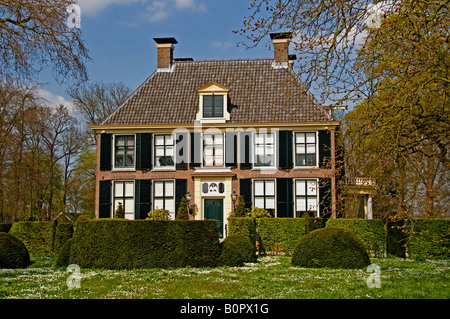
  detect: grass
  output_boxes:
[0,255,449,299]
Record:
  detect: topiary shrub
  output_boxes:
[228,217,257,249]
[218,234,256,267]
[175,197,189,220]
[0,232,30,269]
[291,227,371,269]
[9,221,56,255]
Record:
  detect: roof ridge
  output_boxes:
[174,58,274,64]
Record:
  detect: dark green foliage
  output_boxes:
[57,220,221,269]
[326,219,386,257]
[9,221,56,255]
[405,219,449,259]
[291,227,371,269]
[114,202,125,219]
[228,217,256,249]
[233,195,249,217]
[257,218,323,254]
[175,197,189,220]
[54,223,74,254]
[387,219,407,258]
[0,224,12,233]
[218,240,244,267]
[0,232,30,269]
[220,234,256,264]
[56,238,72,267]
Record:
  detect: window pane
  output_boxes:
[165,181,174,197]
[255,134,264,144]
[154,182,164,197]
[215,134,223,144]
[204,135,213,145]
[165,199,174,213]
[296,181,306,195]
[266,145,274,155]
[115,182,123,197]
[114,200,123,212]
[156,146,165,156]
[166,146,174,156]
[254,198,264,208]
[165,135,174,145]
[307,180,317,195]
[306,143,316,154]
[266,133,274,144]
[126,136,135,146]
[215,156,223,166]
[265,180,275,195]
[254,181,264,196]
[124,198,134,213]
[255,145,264,155]
[125,182,134,197]
[125,149,134,166]
[307,197,317,211]
[296,133,305,144]
[203,95,213,107]
[215,145,223,156]
[116,136,124,146]
[155,136,165,145]
[213,95,223,106]
[306,133,315,143]
[154,199,164,210]
[204,156,214,166]
[297,198,306,211]
[265,197,275,209]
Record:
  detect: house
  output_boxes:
[90,32,340,238]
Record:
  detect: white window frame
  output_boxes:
[252,178,277,217]
[252,132,277,169]
[152,133,176,170]
[293,131,319,168]
[112,134,136,171]
[112,180,135,220]
[152,179,176,220]
[294,178,319,217]
[201,132,225,168]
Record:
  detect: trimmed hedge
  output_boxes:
[291,227,371,269]
[326,219,386,257]
[218,234,256,267]
[9,221,56,256]
[0,232,30,269]
[54,223,74,254]
[228,217,257,249]
[257,217,323,254]
[405,219,449,259]
[57,219,221,269]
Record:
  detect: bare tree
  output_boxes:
[0,0,90,83]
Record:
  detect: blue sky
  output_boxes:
[39,0,274,107]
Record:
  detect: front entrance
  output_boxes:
[204,198,224,238]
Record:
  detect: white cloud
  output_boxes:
[210,40,233,50]
[36,89,75,111]
[76,0,143,16]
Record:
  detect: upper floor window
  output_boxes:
[114,135,135,169]
[254,132,275,167]
[154,134,174,167]
[203,95,224,118]
[203,133,224,167]
[295,132,317,167]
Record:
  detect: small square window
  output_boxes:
[203,95,224,118]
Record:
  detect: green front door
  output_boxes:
[204,199,224,238]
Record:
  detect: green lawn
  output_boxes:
[0,255,448,299]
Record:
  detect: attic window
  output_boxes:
[196,81,230,123]
[203,95,224,118]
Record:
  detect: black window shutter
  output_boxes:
[225,131,238,167]
[190,132,201,168]
[100,134,112,171]
[276,178,293,217]
[99,180,112,218]
[136,133,152,170]
[135,180,152,219]
[318,130,331,168]
[175,179,188,217]
[239,132,252,169]
[239,179,252,209]
[175,132,188,170]
[319,178,332,218]
[278,131,293,169]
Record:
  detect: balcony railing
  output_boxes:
[343,177,376,187]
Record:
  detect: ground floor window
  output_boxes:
[113,181,135,219]
[295,179,318,217]
[253,179,276,216]
[153,180,175,219]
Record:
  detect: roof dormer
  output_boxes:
[196,81,230,123]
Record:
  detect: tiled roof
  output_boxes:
[101,59,333,126]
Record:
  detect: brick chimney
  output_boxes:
[153,37,178,70]
[270,32,292,67]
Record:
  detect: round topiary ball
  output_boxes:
[225,234,257,263]
[0,232,31,269]
[218,234,257,267]
[291,227,371,269]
